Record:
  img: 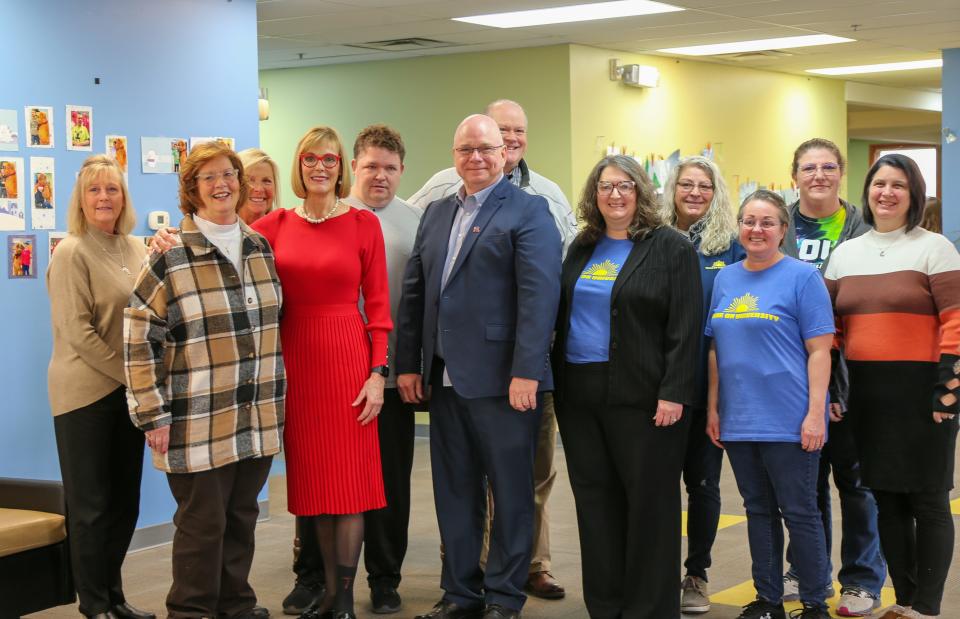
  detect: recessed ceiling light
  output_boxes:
[658,34,854,56]
[806,58,943,75]
[453,0,683,29]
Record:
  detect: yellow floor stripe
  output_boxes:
[711,579,896,618]
[951,497,960,515]
[681,511,746,537]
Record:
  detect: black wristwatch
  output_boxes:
[371,365,389,378]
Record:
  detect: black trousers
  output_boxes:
[872,489,954,615]
[54,387,144,616]
[166,457,272,619]
[556,362,688,619]
[293,388,416,589]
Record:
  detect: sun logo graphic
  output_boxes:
[705,259,727,270]
[725,293,759,313]
[581,259,620,281]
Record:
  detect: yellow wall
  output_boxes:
[259,46,572,208]
[568,44,848,205]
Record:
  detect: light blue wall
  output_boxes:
[944,48,960,243]
[0,0,260,527]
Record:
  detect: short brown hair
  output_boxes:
[737,189,790,247]
[178,141,248,216]
[291,126,351,200]
[67,155,136,235]
[791,138,846,178]
[353,124,405,162]
[576,155,660,245]
[861,154,926,232]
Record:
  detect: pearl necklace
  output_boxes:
[296,200,342,224]
[88,230,131,274]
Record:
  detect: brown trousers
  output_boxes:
[165,457,273,618]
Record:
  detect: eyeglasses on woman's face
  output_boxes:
[797,163,840,178]
[597,180,636,196]
[195,168,239,185]
[300,152,341,169]
[739,217,781,230]
[676,180,714,194]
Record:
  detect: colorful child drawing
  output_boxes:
[0,161,17,199]
[34,172,53,209]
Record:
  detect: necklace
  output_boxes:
[296,200,342,224]
[874,230,905,257]
[88,230,131,274]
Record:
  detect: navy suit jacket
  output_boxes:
[396,176,561,399]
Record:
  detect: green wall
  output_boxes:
[259,46,573,209]
[846,138,876,206]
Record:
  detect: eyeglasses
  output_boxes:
[797,163,840,177]
[453,145,505,157]
[739,218,781,230]
[300,152,341,169]
[677,181,714,193]
[195,169,239,184]
[597,180,636,196]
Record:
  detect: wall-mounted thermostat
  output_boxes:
[148,211,170,231]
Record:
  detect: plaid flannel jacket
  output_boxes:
[124,215,285,473]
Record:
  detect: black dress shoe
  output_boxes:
[283,581,325,615]
[482,604,520,619]
[234,606,271,619]
[299,606,333,619]
[370,585,401,614]
[86,614,118,619]
[112,603,156,619]
[415,599,484,619]
[331,613,356,619]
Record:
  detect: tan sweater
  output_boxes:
[47,228,147,416]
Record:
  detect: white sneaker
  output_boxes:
[837,588,880,616]
[782,575,836,602]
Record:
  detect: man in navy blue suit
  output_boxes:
[396,114,561,619]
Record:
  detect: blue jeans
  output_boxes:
[785,418,886,596]
[683,408,723,581]
[726,441,830,609]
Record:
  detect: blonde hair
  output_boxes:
[238,147,280,212]
[660,157,736,256]
[178,141,248,216]
[290,126,351,200]
[67,155,136,235]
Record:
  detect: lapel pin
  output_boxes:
[472,226,481,233]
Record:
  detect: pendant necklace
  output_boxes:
[89,231,131,274]
[875,230,905,257]
[297,200,341,224]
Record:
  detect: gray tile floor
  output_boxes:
[31,438,960,618]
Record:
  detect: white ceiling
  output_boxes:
[257,0,957,91]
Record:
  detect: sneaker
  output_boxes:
[789,605,831,619]
[282,581,325,615]
[737,598,787,619]
[370,585,402,614]
[837,588,881,617]
[680,575,711,614]
[782,575,836,602]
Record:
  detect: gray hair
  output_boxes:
[660,156,736,256]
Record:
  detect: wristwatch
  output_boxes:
[371,365,389,378]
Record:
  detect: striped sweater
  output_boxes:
[823,226,960,413]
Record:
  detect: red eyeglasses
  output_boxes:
[300,152,341,169]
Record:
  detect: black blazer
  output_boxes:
[553,226,703,411]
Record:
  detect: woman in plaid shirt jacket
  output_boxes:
[125,142,284,619]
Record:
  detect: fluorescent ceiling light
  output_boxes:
[453,0,683,29]
[658,34,854,56]
[806,59,943,75]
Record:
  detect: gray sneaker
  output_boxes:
[681,575,711,614]
[782,575,836,602]
[837,588,880,617]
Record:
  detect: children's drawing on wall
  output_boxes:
[30,156,56,229]
[8,234,37,279]
[172,139,188,173]
[106,135,129,178]
[190,136,235,152]
[25,106,54,148]
[66,105,93,151]
[0,157,26,231]
[48,231,67,258]
[141,136,179,174]
[0,109,19,151]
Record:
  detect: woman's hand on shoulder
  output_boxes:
[801,407,826,452]
[149,226,180,254]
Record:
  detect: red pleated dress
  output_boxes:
[253,207,391,515]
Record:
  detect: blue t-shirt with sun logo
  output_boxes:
[705,257,834,442]
[566,235,633,363]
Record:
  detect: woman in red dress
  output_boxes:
[253,126,392,619]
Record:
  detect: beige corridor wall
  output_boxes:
[568,44,848,206]
[259,45,573,209]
